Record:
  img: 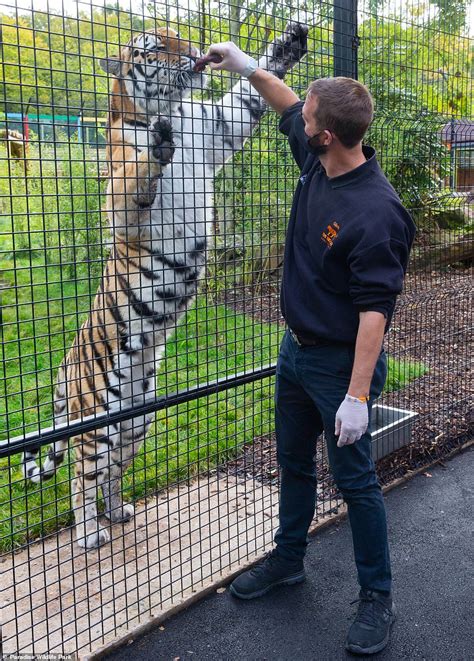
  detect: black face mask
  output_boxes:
[306,130,329,156]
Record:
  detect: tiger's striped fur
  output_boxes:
[22,23,308,549]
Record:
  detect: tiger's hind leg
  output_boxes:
[101,441,135,524]
[73,434,111,549]
[101,414,152,523]
[101,465,135,524]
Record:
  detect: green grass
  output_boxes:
[386,355,427,391]
[0,249,286,550]
[0,141,104,281]
[0,251,428,551]
[0,148,428,550]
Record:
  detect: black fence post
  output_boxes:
[333,0,359,79]
[449,116,456,189]
[0,23,5,116]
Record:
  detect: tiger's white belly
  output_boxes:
[108,135,213,437]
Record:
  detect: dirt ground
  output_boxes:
[218,265,473,489]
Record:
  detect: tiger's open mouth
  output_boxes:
[172,55,206,92]
[175,66,196,90]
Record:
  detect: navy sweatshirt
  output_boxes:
[279,101,416,344]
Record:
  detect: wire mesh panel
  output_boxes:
[0,0,472,656]
[357,0,473,477]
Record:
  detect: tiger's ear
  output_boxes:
[100,57,122,77]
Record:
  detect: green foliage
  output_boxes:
[0,141,106,278]
[430,0,470,32]
[1,11,123,115]
[356,7,471,221]
[366,108,450,213]
[54,141,104,280]
[386,356,428,392]
[359,15,472,117]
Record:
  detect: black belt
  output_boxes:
[288,328,326,347]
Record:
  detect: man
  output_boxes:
[205,40,415,655]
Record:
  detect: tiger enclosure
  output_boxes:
[0,0,472,657]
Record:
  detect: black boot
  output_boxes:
[345,589,396,655]
[229,549,305,600]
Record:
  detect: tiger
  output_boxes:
[22,22,308,549]
[0,128,28,172]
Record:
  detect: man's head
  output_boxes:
[302,77,374,154]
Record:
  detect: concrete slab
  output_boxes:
[103,447,474,661]
[2,476,282,656]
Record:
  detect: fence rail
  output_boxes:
[0,364,276,458]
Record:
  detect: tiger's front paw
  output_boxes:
[150,117,175,166]
[267,22,309,79]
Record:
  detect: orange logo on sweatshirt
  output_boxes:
[321,221,340,248]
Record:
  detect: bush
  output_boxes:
[365,107,450,221]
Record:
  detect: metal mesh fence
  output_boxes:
[0,0,472,656]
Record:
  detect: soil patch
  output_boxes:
[217,266,473,487]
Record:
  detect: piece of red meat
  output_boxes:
[193,53,224,72]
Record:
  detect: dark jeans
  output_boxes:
[274,329,391,594]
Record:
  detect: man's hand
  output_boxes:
[205,42,253,75]
[204,24,307,115]
[335,395,369,448]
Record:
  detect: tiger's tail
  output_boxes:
[22,438,69,483]
[22,362,69,483]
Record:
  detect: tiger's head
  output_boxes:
[100,27,205,115]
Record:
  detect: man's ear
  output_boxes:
[99,57,122,77]
[324,129,334,144]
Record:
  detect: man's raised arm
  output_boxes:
[243,68,300,115]
[205,40,301,116]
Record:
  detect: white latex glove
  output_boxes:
[205,42,253,75]
[335,394,369,448]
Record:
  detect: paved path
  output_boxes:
[107,447,473,661]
